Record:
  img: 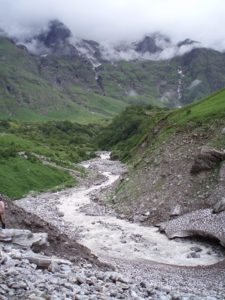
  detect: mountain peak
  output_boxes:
[37,19,72,48]
[177,38,197,48]
[135,35,161,54]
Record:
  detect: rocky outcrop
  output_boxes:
[191,148,225,174]
[158,208,225,247]
[170,205,181,217]
[37,20,71,47]
[213,198,225,214]
[177,38,198,48]
[135,36,161,54]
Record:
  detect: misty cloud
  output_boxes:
[0,0,225,51]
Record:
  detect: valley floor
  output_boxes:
[13,153,225,299]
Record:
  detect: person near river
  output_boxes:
[0,196,6,229]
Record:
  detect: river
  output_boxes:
[54,152,224,267]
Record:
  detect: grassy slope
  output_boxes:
[0,37,127,123]
[0,120,100,199]
[0,157,75,199]
[99,89,225,161]
[101,60,178,106]
[100,50,225,107]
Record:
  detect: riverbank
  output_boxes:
[12,153,225,298]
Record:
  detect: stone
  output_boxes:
[213,198,225,214]
[170,205,181,217]
[191,147,225,174]
[158,208,225,247]
[133,215,148,223]
[190,247,202,253]
[187,252,201,259]
[0,229,48,249]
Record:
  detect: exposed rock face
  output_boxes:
[191,148,225,174]
[158,208,225,247]
[177,38,198,48]
[108,125,225,226]
[37,20,71,48]
[170,205,182,217]
[35,20,79,57]
[135,36,161,54]
[213,198,225,214]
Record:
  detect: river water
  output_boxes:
[57,152,224,266]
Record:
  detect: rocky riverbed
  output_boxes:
[1,229,191,299]
[12,152,225,299]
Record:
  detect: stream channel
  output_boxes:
[17,152,225,267]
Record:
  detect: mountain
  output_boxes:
[1,20,225,122]
[135,35,162,54]
[0,36,126,122]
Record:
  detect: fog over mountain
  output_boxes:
[0,0,225,52]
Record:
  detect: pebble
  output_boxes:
[3,238,216,300]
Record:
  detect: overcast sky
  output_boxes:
[0,0,225,49]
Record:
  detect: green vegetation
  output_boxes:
[98,105,168,161]
[0,37,127,123]
[98,89,225,161]
[169,88,225,125]
[0,120,101,199]
[0,156,75,199]
[1,37,225,122]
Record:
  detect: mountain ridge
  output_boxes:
[1,20,225,121]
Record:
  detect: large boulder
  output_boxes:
[191,147,225,174]
[0,229,48,249]
[158,208,225,247]
[213,198,225,214]
[170,205,181,217]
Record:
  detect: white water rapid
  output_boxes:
[57,152,224,267]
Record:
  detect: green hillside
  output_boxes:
[99,88,225,161]
[100,49,225,107]
[0,120,100,199]
[0,37,126,123]
[1,36,225,123]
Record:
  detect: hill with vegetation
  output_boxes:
[98,89,225,224]
[0,37,126,123]
[0,120,100,198]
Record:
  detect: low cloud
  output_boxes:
[0,0,225,51]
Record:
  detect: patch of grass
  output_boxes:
[169,88,225,126]
[0,156,76,199]
[0,120,101,198]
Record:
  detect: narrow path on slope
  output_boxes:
[57,152,224,267]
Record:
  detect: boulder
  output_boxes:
[158,208,225,247]
[24,253,72,269]
[170,205,181,217]
[191,148,225,174]
[213,198,225,214]
[0,229,48,249]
